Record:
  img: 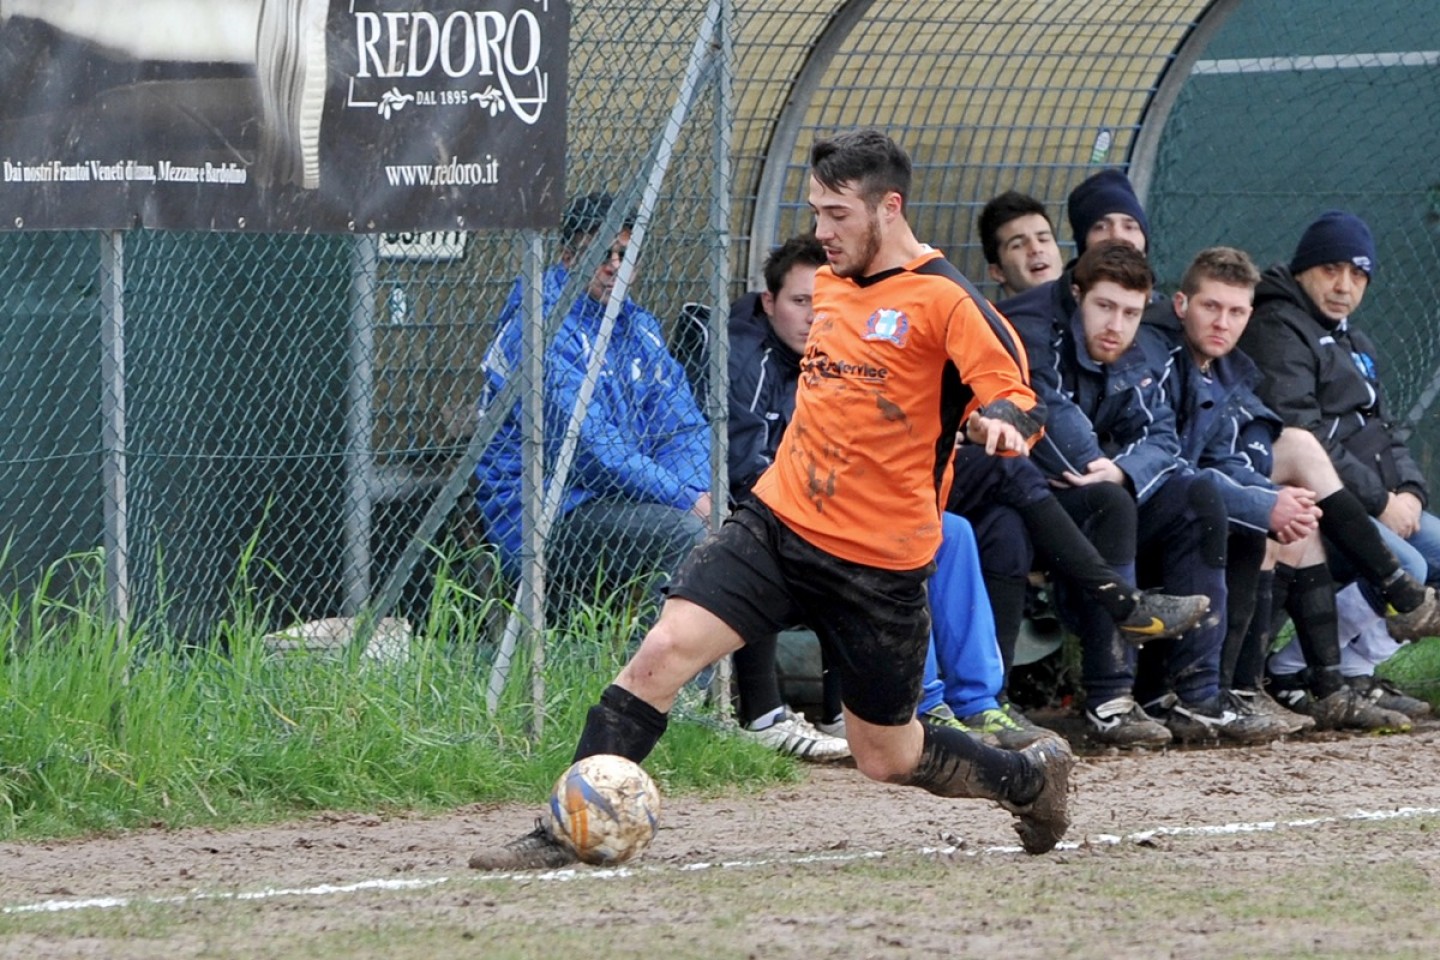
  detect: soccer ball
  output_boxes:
[546,754,662,866]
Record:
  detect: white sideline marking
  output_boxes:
[6,805,1439,915]
[1192,52,1440,75]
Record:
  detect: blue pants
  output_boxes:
[916,513,1004,718]
[1373,511,1440,586]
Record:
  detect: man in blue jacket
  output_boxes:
[474,192,712,611]
[1005,241,1279,746]
[1146,246,1424,734]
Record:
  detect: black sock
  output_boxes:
[573,684,669,763]
[982,574,1027,681]
[1232,569,1275,691]
[1284,564,1342,696]
[902,717,1040,804]
[821,663,844,725]
[1316,490,1423,610]
[1221,535,1267,690]
[1020,496,1138,622]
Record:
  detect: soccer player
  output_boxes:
[470,129,1074,870]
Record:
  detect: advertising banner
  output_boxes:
[0,0,567,232]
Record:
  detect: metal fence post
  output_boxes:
[343,236,380,616]
[98,230,130,632]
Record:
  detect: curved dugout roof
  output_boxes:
[733,0,1213,291]
[728,0,1440,428]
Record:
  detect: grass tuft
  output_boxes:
[0,547,796,840]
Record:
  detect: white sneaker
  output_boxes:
[740,709,850,762]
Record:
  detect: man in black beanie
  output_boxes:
[1239,210,1440,717]
[1066,168,1150,260]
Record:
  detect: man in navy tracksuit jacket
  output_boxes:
[1004,240,1276,746]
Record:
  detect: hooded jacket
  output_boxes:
[1000,278,1180,505]
[474,267,711,572]
[1237,264,1426,515]
[725,291,802,502]
[1144,300,1282,533]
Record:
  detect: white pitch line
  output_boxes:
[6,805,1439,915]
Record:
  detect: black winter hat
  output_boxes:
[1067,169,1149,257]
[1290,210,1376,277]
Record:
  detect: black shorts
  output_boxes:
[667,501,933,726]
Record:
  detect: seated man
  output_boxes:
[474,192,713,612]
[978,190,1064,299]
[1004,241,1278,746]
[1150,246,1429,733]
[1238,211,1440,713]
[725,233,849,760]
[1241,211,1440,591]
[728,234,1203,755]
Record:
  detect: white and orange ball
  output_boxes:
[546,754,662,866]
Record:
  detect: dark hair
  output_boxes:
[1179,246,1261,295]
[561,192,635,249]
[978,191,1052,265]
[762,233,826,296]
[1071,239,1154,296]
[809,129,911,209]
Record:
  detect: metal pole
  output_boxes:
[523,231,548,733]
[342,236,380,615]
[98,231,130,631]
[707,0,735,717]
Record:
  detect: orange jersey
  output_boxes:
[753,248,1039,570]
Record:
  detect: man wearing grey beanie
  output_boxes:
[1239,210,1440,718]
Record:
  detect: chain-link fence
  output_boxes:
[1143,0,1440,480]
[3,1,1436,695]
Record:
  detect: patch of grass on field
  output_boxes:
[0,548,794,840]
[1376,636,1440,708]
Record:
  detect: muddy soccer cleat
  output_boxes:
[1117,590,1211,643]
[468,818,579,871]
[1277,685,1411,734]
[1347,675,1432,720]
[1145,692,1289,744]
[1001,736,1076,855]
[959,706,1056,750]
[1230,687,1316,735]
[1084,696,1173,748]
[1384,586,1440,641]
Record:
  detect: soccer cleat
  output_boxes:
[1083,696,1173,748]
[1346,675,1432,721]
[1000,736,1075,855]
[959,706,1055,750]
[1230,687,1316,735]
[1117,590,1211,643]
[1384,586,1440,641]
[468,818,579,871]
[739,708,851,762]
[1145,692,1289,744]
[1279,685,1412,733]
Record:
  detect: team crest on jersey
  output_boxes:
[863,308,909,346]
